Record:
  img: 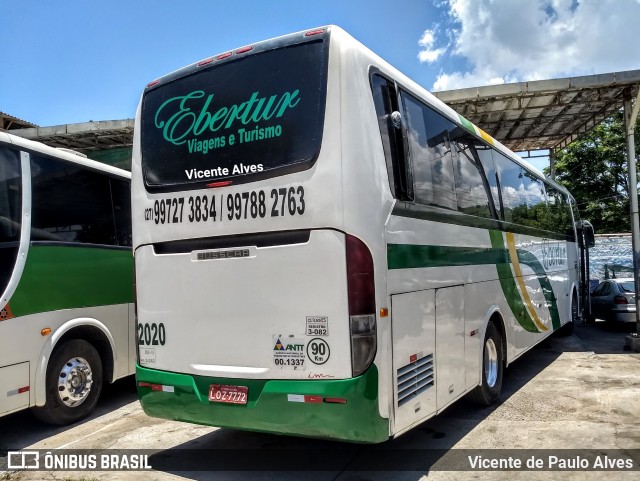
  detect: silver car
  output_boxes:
[590,278,637,323]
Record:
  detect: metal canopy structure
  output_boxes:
[433,69,640,153]
[6,119,134,152]
[3,70,639,157]
[0,111,36,131]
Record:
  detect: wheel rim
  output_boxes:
[57,356,93,407]
[484,338,498,388]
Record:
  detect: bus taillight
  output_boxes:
[197,58,214,67]
[206,180,233,188]
[346,235,376,377]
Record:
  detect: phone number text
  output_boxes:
[144,186,306,224]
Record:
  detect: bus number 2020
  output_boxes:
[138,323,166,346]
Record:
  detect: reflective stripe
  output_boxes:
[7,386,29,397]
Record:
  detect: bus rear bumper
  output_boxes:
[136,364,389,443]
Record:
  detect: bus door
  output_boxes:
[0,144,30,416]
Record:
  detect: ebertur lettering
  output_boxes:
[154,89,300,146]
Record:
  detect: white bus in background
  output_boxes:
[132,26,590,443]
[0,131,134,424]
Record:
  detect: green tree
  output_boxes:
[548,112,640,234]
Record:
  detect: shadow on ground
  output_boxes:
[0,375,137,450]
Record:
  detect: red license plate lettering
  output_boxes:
[208,384,248,405]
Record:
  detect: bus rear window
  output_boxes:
[141,41,327,191]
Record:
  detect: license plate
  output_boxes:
[208,384,248,405]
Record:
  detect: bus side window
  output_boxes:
[514,173,548,230]
[400,91,457,210]
[371,74,413,201]
[109,178,132,247]
[0,145,22,295]
[493,151,523,223]
[30,155,117,246]
[451,133,498,219]
[546,186,575,239]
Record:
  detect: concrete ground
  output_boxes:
[1,319,639,481]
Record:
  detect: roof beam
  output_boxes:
[433,69,640,152]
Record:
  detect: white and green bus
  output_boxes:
[132,26,590,443]
[0,131,134,425]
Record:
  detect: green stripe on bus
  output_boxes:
[8,244,133,318]
[136,363,389,443]
[387,244,508,270]
[388,235,563,333]
[458,114,476,134]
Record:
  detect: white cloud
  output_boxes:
[418,28,447,63]
[427,0,640,91]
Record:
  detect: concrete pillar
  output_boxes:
[623,89,640,348]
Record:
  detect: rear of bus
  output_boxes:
[132,27,390,442]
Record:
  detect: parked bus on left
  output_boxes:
[0,131,134,425]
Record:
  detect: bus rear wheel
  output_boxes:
[469,322,503,406]
[32,339,103,425]
[558,293,578,336]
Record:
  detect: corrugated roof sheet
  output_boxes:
[0,111,37,130]
[433,69,640,152]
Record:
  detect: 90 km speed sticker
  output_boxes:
[307,338,330,365]
[273,335,306,370]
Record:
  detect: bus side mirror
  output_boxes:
[581,220,595,248]
[390,111,402,129]
[585,227,595,248]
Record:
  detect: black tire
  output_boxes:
[468,322,504,406]
[32,339,103,425]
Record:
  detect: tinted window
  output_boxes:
[619,281,635,293]
[0,147,21,243]
[0,146,22,294]
[110,177,132,247]
[493,152,524,223]
[600,283,612,296]
[511,173,548,229]
[141,41,328,191]
[402,92,457,210]
[570,197,580,222]
[546,185,574,235]
[452,132,497,218]
[31,155,125,246]
[371,74,412,200]
[592,283,605,296]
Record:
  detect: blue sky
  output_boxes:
[1,0,436,126]
[2,0,639,172]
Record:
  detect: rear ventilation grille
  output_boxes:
[397,354,434,407]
